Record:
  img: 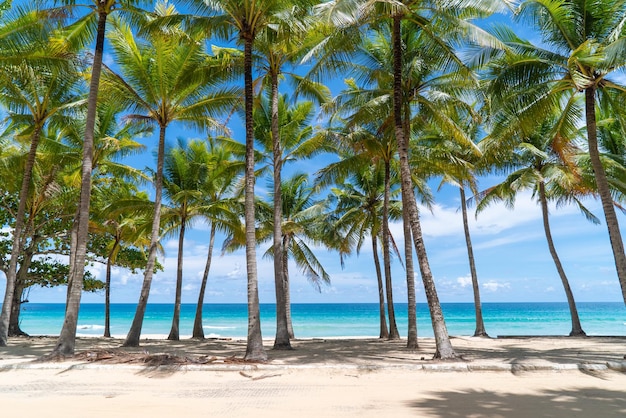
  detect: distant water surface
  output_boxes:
[14,302,626,339]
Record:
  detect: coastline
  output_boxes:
[2,336,626,417]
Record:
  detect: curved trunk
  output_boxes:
[192,224,216,339]
[538,182,585,336]
[283,235,295,339]
[104,240,119,338]
[371,235,389,339]
[392,14,456,359]
[8,280,27,337]
[585,87,626,305]
[123,123,166,347]
[168,218,186,341]
[242,35,267,361]
[382,160,400,339]
[460,187,488,337]
[271,69,291,350]
[51,10,107,357]
[403,209,418,349]
[0,124,43,345]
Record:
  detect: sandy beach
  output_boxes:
[1,336,626,417]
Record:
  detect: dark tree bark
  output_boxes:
[382,160,400,339]
[242,33,267,361]
[123,123,166,347]
[538,182,585,336]
[192,224,216,339]
[51,9,108,357]
[168,219,186,341]
[403,209,418,349]
[392,14,456,359]
[459,187,488,337]
[584,87,626,305]
[372,235,389,339]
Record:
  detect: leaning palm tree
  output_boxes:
[484,0,626,304]
[478,108,594,336]
[0,47,84,347]
[191,137,244,339]
[311,0,503,358]
[100,2,239,347]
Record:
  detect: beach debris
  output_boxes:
[239,371,282,381]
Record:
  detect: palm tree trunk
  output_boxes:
[242,35,267,361]
[271,69,291,350]
[123,123,166,347]
[371,235,389,339]
[168,218,186,341]
[192,224,216,339]
[382,160,400,339]
[460,187,488,337]
[585,87,626,305]
[0,124,43,346]
[403,209,418,349]
[9,246,33,337]
[538,182,585,336]
[51,9,107,357]
[282,236,295,339]
[104,240,119,338]
[392,14,456,359]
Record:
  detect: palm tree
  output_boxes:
[311,0,502,358]
[322,159,403,339]
[47,0,153,357]
[484,0,626,304]
[180,0,306,361]
[252,4,329,349]
[0,45,84,347]
[191,138,243,339]
[159,138,238,341]
[99,2,239,347]
[478,108,595,336]
[253,95,331,339]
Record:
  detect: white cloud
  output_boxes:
[482,280,510,292]
[457,275,472,288]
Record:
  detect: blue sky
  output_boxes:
[1,1,626,305]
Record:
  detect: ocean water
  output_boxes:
[13,302,626,339]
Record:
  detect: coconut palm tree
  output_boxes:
[191,137,243,339]
[98,2,239,347]
[311,0,502,358]
[0,48,84,347]
[478,107,595,336]
[180,0,311,361]
[46,0,154,357]
[159,138,240,341]
[484,0,626,304]
[252,95,331,339]
[322,158,403,339]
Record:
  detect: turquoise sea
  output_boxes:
[13,302,626,339]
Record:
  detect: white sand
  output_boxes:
[1,336,625,417]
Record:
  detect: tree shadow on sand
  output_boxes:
[408,386,626,418]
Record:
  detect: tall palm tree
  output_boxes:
[47,0,152,357]
[478,109,596,336]
[0,48,84,347]
[252,4,329,349]
[322,160,403,339]
[99,2,239,347]
[191,137,243,339]
[253,95,331,339]
[484,0,626,304]
[180,0,306,361]
[312,0,502,358]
